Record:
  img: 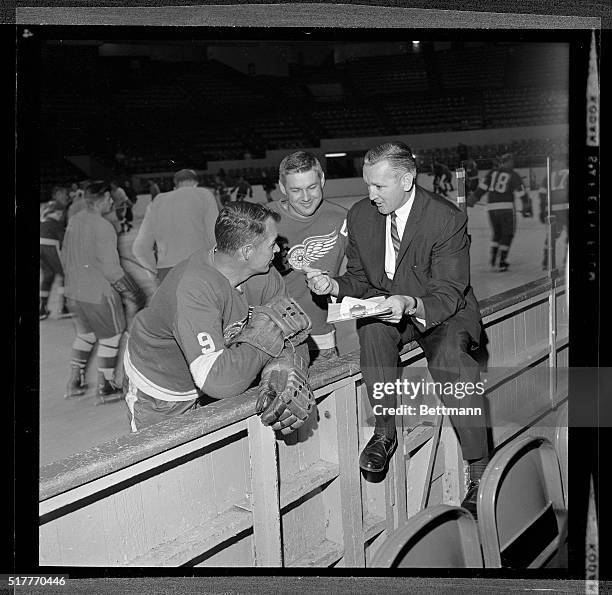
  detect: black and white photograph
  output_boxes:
[12,2,606,592]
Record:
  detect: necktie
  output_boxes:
[390,212,401,259]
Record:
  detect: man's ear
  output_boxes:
[320,172,326,189]
[278,179,287,196]
[401,173,413,191]
[241,244,253,262]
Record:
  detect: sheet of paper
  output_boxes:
[327,296,391,323]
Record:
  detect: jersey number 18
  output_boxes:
[488,171,510,194]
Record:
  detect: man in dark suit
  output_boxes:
[306,141,489,514]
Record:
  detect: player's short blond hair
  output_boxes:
[278,151,324,184]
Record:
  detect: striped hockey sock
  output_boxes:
[71,332,96,370]
[97,334,122,381]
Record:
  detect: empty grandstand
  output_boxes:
[38,40,569,198]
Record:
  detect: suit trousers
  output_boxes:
[357,315,489,461]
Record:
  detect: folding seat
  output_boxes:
[370,505,483,568]
[477,435,567,568]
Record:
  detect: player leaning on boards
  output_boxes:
[268,151,347,364]
[307,141,490,517]
[61,181,146,404]
[123,202,314,434]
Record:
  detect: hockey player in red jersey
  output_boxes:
[123,202,313,432]
[471,153,528,272]
[62,181,146,402]
[461,156,480,194]
[268,151,347,364]
[539,154,569,270]
[39,196,72,320]
[431,157,454,197]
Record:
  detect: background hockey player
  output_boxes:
[431,157,454,197]
[231,175,253,203]
[110,180,133,234]
[461,156,480,194]
[539,154,569,270]
[123,202,314,433]
[469,153,529,272]
[132,168,219,285]
[61,181,146,403]
[39,196,72,320]
[261,171,277,203]
[269,151,347,364]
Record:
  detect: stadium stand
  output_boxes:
[38,42,570,198]
[346,52,429,96]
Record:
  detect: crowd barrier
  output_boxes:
[39,275,568,567]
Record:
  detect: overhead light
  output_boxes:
[412,41,420,46]
[325,152,347,157]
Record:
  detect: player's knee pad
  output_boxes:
[73,332,97,352]
[99,333,122,349]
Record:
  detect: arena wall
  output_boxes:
[132,167,549,219]
[129,123,567,188]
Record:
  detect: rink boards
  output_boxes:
[39,274,568,567]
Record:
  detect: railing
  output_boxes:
[39,275,568,567]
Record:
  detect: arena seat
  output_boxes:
[369,505,483,568]
[38,44,570,172]
[477,435,567,568]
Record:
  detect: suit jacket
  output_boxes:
[335,185,481,342]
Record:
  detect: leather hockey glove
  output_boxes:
[111,274,146,312]
[226,296,311,358]
[256,346,315,435]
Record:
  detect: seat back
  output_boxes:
[478,435,567,568]
[370,505,483,568]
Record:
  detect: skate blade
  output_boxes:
[95,394,123,405]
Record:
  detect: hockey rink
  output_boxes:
[39,183,568,466]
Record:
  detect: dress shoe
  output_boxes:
[359,433,397,473]
[461,478,480,520]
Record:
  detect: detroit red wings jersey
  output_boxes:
[125,248,288,402]
[40,218,65,244]
[539,168,569,211]
[268,200,347,336]
[61,209,125,304]
[476,167,526,210]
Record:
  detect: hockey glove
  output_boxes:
[256,346,315,435]
[111,274,146,312]
[227,296,311,358]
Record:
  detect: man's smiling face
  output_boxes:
[280,169,325,218]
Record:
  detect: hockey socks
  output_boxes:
[490,245,499,267]
[498,247,509,271]
[97,334,122,381]
[71,332,96,369]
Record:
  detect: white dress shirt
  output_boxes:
[384,186,425,325]
[385,186,415,280]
